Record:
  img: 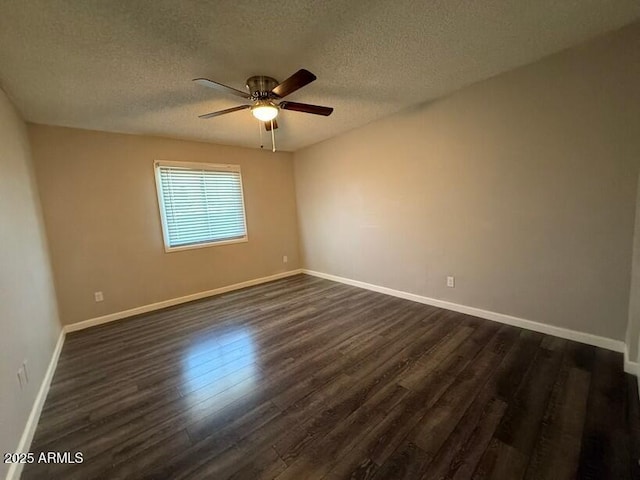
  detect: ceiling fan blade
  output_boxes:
[264,119,278,131]
[280,101,333,116]
[198,105,250,119]
[271,69,316,98]
[193,78,251,99]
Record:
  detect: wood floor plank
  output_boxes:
[410,327,515,455]
[471,438,528,480]
[491,341,565,456]
[627,375,640,480]
[323,454,379,480]
[397,324,475,391]
[92,430,193,480]
[273,317,456,465]
[20,274,640,480]
[365,324,502,466]
[523,362,591,479]
[577,349,634,480]
[370,442,433,480]
[421,393,506,480]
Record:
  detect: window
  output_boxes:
[154,161,248,252]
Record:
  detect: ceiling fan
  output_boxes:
[193,69,333,151]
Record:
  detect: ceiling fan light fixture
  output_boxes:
[251,101,279,121]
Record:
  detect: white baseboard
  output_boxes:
[624,346,639,376]
[302,269,626,354]
[626,348,640,400]
[625,359,639,376]
[6,329,65,480]
[65,269,303,333]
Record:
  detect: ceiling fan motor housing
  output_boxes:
[246,76,279,100]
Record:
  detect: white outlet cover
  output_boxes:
[283,255,288,263]
[94,291,104,302]
[447,276,455,288]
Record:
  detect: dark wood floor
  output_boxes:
[23,274,640,479]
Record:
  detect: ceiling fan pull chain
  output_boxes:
[271,120,276,152]
[259,120,264,149]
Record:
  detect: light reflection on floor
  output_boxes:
[180,326,259,417]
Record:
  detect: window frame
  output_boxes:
[153,160,249,253]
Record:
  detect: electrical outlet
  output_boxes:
[282,255,288,264]
[447,276,455,288]
[94,291,104,302]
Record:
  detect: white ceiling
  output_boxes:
[0,1,638,152]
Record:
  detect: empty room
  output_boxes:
[2,1,640,479]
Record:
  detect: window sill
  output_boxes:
[163,236,248,253]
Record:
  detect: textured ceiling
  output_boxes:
[0,1,639,152]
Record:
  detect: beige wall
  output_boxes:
[0,89,61,478]
[294,23,640,341]
[29,125,301,325]
[626,172,640,361]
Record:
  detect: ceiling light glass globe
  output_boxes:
[251,102,279,121]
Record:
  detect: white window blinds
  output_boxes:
[154,161,248,250]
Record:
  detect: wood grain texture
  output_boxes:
[21,274,639,480]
